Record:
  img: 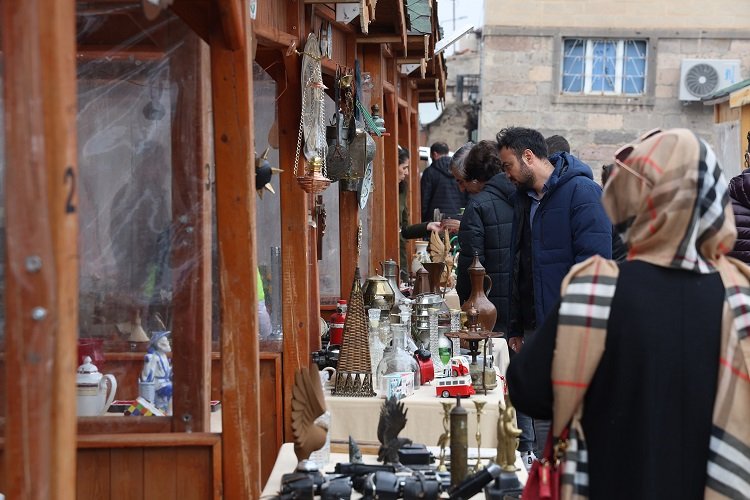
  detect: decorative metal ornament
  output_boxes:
[473,399,487,472]
[294,33,331,194]
[296,156,331,195]
[255,147,283,199]
[376,396,412,464]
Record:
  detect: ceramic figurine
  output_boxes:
[139,330,173,415]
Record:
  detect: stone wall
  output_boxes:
[424,102,477,154]
[479,32,750,182]
[485,0,750,30]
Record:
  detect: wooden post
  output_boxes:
[409,91,421,228]
[278,50,313,443]
[362,45,387,275]
[169,32,212,433]
[3,0,78,497]
[398,88,413,277]
[209,0,261,495]
[383,79,400,265]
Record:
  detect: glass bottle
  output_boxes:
[376,323,421,395]
[368,307,385,382]
[427,307,445,376]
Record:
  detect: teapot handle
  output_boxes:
[100,374,118,414]
[484,275,493,295]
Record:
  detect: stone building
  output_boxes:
[479,0,750,180]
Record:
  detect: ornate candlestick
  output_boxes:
[444,306,503,394]
[437,401,452,472]
[473,399,487,472]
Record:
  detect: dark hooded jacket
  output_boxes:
[510,152,612,334]
[728,170,750,264]
[420,155,468,221]
[456,173,515,331]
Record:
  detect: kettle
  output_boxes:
[362,274,395,310]
[76,356,117,417]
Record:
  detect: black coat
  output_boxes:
[456,173,515,331]
[420,155,468,222]
[728,171,750,264]
[507,260,724,500]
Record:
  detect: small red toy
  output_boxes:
[414,349,435,384]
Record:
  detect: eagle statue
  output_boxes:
[376,396,412,464]
[291,366,328,461]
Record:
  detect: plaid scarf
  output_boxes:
[551,129,750,500]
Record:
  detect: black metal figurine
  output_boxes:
[376,396,412,464]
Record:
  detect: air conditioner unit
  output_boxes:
[679,59,741,101]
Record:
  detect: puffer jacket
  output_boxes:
[456,173,516,331]
[728,170,750,264]
[420,155,468,221]
[511,152,612,331]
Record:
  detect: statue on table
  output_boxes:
[139,330,173,415]
[496,393,522,471]
[377,396,412,464]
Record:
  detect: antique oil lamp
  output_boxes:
[296,156,331,194]
[444,306,502,394]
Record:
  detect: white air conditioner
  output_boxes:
[679,59,741,101]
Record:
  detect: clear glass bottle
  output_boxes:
[376,323,421,394]
[368,307,385,383]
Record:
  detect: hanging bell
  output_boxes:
[296,156,331,195]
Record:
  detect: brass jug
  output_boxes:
[362,274,395,310]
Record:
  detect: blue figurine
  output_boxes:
[139,330,173,415]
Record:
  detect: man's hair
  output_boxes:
[545,135,570,155]
[601,163,615,186]
[495,127,548,162]
[464,140,502,182]
[430,142,450,157]
[450,141,475,178]
[398,146,410,165]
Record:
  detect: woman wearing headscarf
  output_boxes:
[507,129,750,499]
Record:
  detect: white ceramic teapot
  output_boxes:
[76,356,117,417]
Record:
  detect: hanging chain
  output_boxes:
[356,219,363,262]
[317,61,328,178]
[293,71,309,178]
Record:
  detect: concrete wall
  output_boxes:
[485,0,750,30]
[479,30,750,180]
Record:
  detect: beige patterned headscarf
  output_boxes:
[551,129,750,500]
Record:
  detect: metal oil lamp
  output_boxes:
[444,305,502,394]
[296,156,331,194]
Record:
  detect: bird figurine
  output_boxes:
[255,147,283,199]
[290,366,327,461]
[376,396,412,464]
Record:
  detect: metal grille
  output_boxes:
[456,74,480,103]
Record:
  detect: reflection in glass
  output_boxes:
[253,62,282,341]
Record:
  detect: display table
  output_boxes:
[325,383,502,448]
[260,443,528,499]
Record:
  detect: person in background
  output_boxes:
[455,140,515,333]
[508,128,750,499]
[727,166,750,264]
[421,141,468,222]
[601,164,629,263]
[498,127,611,463]
[544,134,570,155]
[399,147,444,279]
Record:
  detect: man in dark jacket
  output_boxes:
[498,127,611,459]
[727,168,750,264]
[420,142,468,222]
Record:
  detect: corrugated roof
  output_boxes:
[701,78,750,102]
[405,0,432,35]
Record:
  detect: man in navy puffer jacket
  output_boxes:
[728,168,750,264]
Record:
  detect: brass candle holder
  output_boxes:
[437,401,452,472]
[473,399,487,472]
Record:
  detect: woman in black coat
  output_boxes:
[508,129,750,499]
[455,140,516,332]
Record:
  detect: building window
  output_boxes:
[562,39,647,96]
[456,74,480,103]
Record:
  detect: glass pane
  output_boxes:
[562,39,584,94]
[590,40,617,93]
[76,6,208,421]
[320,93,341,301]
[253,62,282,341]
[623,40,647,95]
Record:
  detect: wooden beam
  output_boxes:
[171,0,212,44]
[169,32,212,433]
[409,90,421,228]
[363,45,387,274]
[397,0,407,55]
[730,86,750,109]
[383,80,396,95]
[399,88,413,279]
[217,0,245,50]
[210,3,261,496]
[383,90,400,266]
[3,0,78,497]
[279,0,313,445]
